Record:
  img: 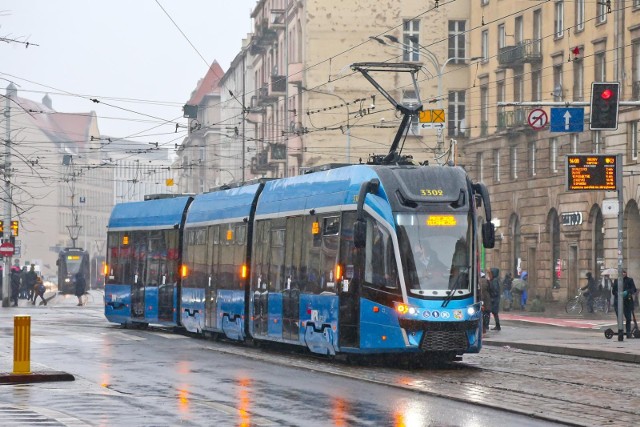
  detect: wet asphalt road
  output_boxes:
[0,292,562,426]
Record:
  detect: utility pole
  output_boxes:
[2,84,16,307]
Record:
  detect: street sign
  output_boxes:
[527,108,548,130]
[0,241,15,257]
[566,154,617,191]
[419,109,445,129]
[550,107,584,132]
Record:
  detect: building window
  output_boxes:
[553,63,564,101]
[514,16,523,44]
[528,141,537,177]
[531,66,542,102]
[448,90,465,137]
[514,73,523,102]
[555,1,564,39]
[477,152,484,182]
[480,85,489,136]
[633,40,640,99]
[448,21,466,63]
[550,138,558,173]
[481,0,489,5]
[481,30,489,62]
[498,24,505,50]
[510,146,518,180]
[494,149,501,182]
[573,58,584,101]
[403,20,420,62]
[575,0,585,32]
[597,0,608,24]
[595,51,606,81]
[533,9,542,55]
[630,121,639,161]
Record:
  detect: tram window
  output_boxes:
[364,219,399,290]
[323,216,340,236]
[212,225,220,245]
[235,224,246,245]
[270,228,285,291]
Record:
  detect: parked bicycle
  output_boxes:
[565,288,610,315]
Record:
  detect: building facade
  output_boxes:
[2,84,113,281]
[463,1,640,301]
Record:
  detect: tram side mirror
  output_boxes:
[354,219,366,249]
[482,222,495,249]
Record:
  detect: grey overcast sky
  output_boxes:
[0,0,256,150]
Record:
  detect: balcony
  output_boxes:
[257,84,279,105]
[497,108,528,131]
[269,74,286,96]
[254,19,278,46]
[498,40,542,68]
[269,143,287,163]
[251,151,271,174]
[269,9,285,29]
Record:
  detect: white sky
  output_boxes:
[0,0,256,150]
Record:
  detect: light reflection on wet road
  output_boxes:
[0,305,560,426]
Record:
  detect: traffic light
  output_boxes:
[590,82,620,130]
[11,220,18,237]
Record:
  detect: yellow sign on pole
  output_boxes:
[419,109,446,126]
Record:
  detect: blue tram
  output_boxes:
[104,164,494,362]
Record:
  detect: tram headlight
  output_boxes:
[466,302,482,317]
[64,278,70,283]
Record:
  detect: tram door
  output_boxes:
[282,217,302,341]
[131,231,146,318]
[338,212,359,348]
[205,225,219,329]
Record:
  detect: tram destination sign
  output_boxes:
[566,154,617,191]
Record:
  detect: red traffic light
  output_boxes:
[601,89,613,100]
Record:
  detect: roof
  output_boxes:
[12,94,96,152]
[186,61,225,106]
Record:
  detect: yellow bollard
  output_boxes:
[13,315,31,375]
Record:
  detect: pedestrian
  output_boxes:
[32,276,47,306]
[479,271,490,333]
[24,264,37,302]
[74,271,87,306]
[512,271,527,310]
[580,272,598,313]
[488,267,502,330]
[612,270,638,338]
[502,272,513,311]
[10,266,21,306]
[520,271,529,310]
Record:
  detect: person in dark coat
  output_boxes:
[612,270,638,338]
[10,266,21,306]
[74,271,87,306]
[580,272,598,313]
[479,271,490,333]
[502,272,513,311]
[488,267,502,330]
[24,264,37,301]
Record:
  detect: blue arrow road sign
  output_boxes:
[550,107,584,132]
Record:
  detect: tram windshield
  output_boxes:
[396,213,471,295]
[64,255,84,275]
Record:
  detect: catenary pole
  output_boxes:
[2,84,15,307]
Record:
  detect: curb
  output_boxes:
[484,339,640,364]
[0,371,75,384]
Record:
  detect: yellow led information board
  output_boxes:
[566,154,617,191]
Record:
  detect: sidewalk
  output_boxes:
[484,301,640,364]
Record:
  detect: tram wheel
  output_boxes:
[604,328,614,339]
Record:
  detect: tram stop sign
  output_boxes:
[0,241,15,257]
